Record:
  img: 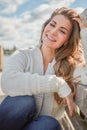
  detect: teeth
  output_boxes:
[47,35,56,42]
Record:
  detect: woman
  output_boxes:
[0,7,87,130]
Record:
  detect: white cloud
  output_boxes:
[21,12,32,23]
[47,0,75,9]
[0,14,41,49]
[0,0,28,14]
[31,0,76,21]
[35,4,50,13]
[74,7,84,14]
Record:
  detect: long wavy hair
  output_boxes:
[40,7,85,104]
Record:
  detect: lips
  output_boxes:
[46,34,56,42]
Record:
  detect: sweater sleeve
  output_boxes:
[74,28,87,85]
[1,49,71,97]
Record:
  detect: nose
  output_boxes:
[51,28,58,36]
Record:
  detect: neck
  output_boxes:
[40,44,55,64]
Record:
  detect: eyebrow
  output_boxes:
[52,20,70,32]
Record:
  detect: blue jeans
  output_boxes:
[0,95,62,130]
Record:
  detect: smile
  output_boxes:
[46,34,56,42]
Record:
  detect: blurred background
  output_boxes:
[0,0,87,69]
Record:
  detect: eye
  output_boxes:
[49,23,55,27]
[60,30,66,34]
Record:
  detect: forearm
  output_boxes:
[1,70,71,97]
[1,48,71,97]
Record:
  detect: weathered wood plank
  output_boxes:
[61,109,87,130]
[0,46,3,72]
[75,85,87,118]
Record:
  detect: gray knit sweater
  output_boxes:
[1,28,87,119]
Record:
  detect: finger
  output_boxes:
[73,16,87,29]
[67,99,74,116]
[65,94,75,116]
[73,17,82,24]
[62,99,67,104]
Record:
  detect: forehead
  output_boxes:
[51,14,72,29]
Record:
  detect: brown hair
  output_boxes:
[40,7,85,104]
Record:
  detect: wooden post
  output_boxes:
[0,46,3,71]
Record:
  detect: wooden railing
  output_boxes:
[61,85,87,130]
[0,46,3,72]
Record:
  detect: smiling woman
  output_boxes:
[0,7,87,130]
[42,15,72,50]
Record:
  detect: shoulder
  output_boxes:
[13,46,40,57]
[8,46,41,66]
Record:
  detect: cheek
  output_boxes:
[42,28,47,37]
[42,27,50,40]
[44,24,51,33]
[59,34,70,43]
[55,36,69,48]
[42,32,45,41]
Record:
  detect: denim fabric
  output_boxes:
[23,115,62,130]
[0,96,61,130]
[0,95,37,130]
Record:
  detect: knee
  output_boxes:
[39,116,62,130]
[0,95,36,119]
[18,95,36,113]
[49,117,62,130]
[0,96,37,130]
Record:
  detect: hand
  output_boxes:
[73,16,87,29]
[64,93,76,117]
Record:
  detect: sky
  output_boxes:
[0,0,87,49]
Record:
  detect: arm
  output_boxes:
[1,49,71,97]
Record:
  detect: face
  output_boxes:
[42,14,72,50]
